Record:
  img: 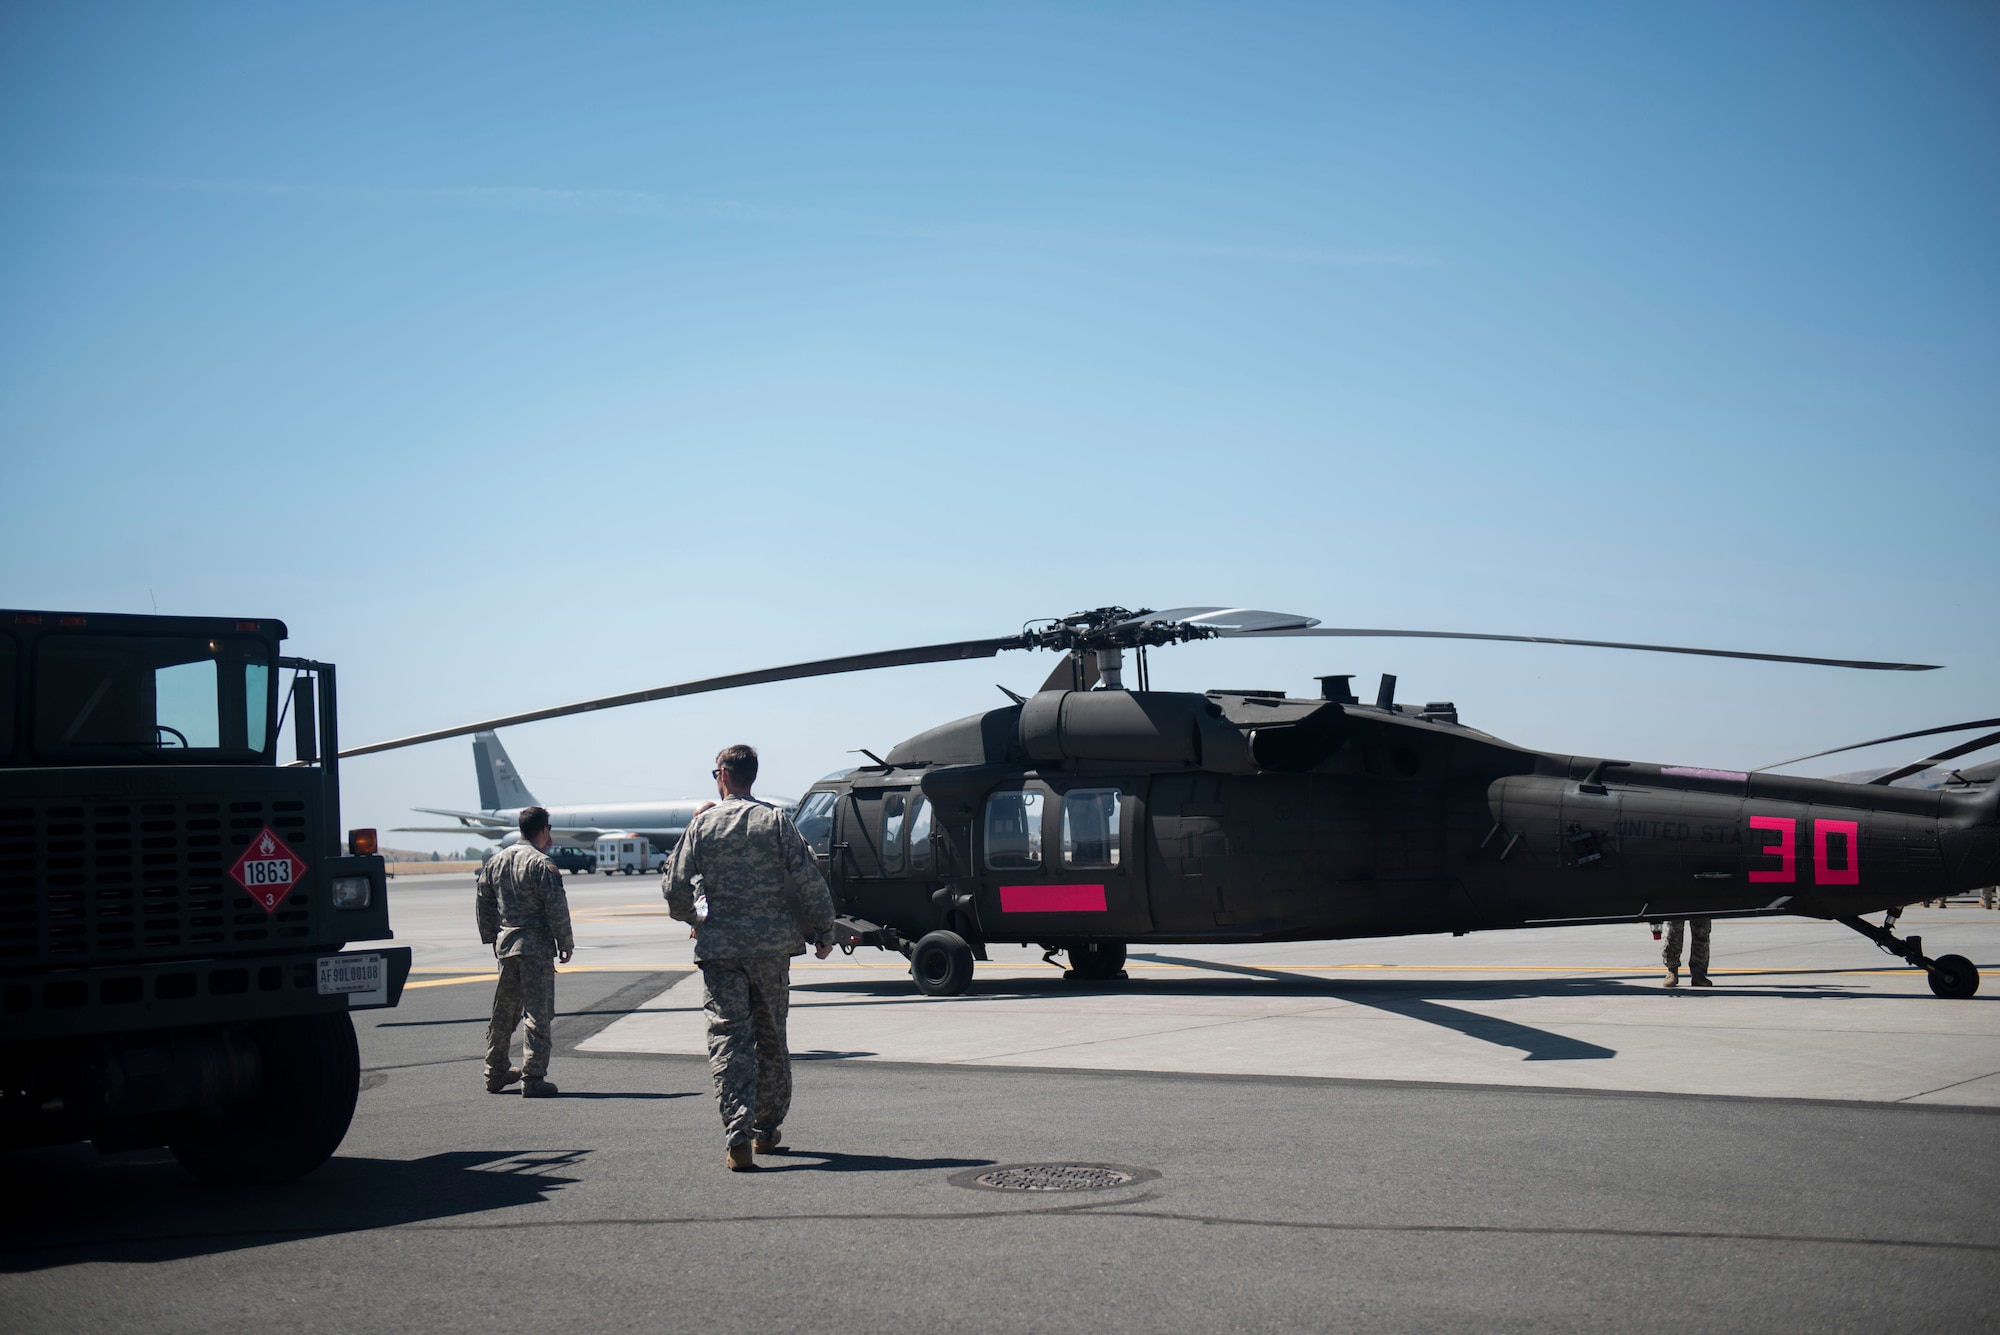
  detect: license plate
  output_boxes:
[317,953,387,1006]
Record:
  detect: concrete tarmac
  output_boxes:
[5,872,1999,1332]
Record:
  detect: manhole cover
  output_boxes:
[949,1162,1160,1193]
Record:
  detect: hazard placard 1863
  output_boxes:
[228,826,308,912]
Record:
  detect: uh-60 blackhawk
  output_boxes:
[347,606,1998,999]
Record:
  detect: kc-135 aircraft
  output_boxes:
[392,730,782,854]
[349,606,1996,998]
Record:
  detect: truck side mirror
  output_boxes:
[293,677,318,764]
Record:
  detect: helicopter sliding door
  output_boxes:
[975,780,1152,941]
[831,785,943,935]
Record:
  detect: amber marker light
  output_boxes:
[348,828,379,856]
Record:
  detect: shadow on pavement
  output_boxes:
[0,1146,585,1271]
[755,1149,996,1175]
[797,965,1881,1009]
[789,957,1906,1064]
[546,1091,696,1100]
[381,1005,680,1030]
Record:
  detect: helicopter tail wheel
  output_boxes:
[910,930,975,997]
[1928,954,1981,999]
[1067,942,1128,982]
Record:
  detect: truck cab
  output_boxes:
[0,610,411,1183]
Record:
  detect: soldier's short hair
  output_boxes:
[519,806,550,839]
[716,744,759,784]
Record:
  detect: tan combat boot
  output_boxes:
[1664,968,1680,988]
[726,1141,755,1172]
[486,1068,522,1094]
[753,1127,782,1155]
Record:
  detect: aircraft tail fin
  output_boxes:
[472,731,540,810]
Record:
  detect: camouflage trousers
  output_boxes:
[1663,918,1712,977]
[486,953,556,1080]
[700,956,793,1147]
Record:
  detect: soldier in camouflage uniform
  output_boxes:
[476,805,575,1096]
[662,744,835,1171]
[1662,917,1712,988]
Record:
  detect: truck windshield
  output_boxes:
[31,633,274,763]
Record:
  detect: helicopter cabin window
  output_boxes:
[882,792,908,872]
[1061,789,1123,870]
[794,791,837,856]
[983,790,1044,871]
[908,796,933,873]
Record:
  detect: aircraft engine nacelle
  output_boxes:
[1017,690,1203,765]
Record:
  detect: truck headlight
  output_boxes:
[331,876,372,909]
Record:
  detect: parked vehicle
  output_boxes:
[593,832,660,875]
[547,845,597,875]
[0,610,411,1183]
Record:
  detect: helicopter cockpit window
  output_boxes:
[1061,788,1123,870]
[908,796,933,873]
[882,792,908,872]
[794,791,837,857]
[983,790,1044,871]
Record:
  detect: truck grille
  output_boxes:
[0,798,316,963]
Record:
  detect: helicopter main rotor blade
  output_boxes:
[1215,626,1941,672]
[1868,730,2000,787]
[1120,607,1321,633]
[340,635,1028,759]
[1753,718,2000,773]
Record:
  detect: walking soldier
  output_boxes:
[663,745,836,1170]
[476,805,574,1096]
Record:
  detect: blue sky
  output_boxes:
[3,2,1995,847]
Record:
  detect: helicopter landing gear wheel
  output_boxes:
[1066,942,1127,981]
[910,930,975,997]
[1836,914,1980,999]
[1928,954,1980,999]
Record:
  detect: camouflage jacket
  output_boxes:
[662,795,835,961]
[475,842,575,959]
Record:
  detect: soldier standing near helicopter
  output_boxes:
[663,745,836,1171]
[1659,917,1713,988]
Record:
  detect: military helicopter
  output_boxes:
[347,606,1997,999]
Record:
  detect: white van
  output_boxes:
[593,832,661,875]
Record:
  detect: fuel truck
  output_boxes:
[0,610,411,1183]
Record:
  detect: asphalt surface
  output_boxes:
[5,878,2000,1332]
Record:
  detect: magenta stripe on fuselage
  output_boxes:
[999,884,1108,913]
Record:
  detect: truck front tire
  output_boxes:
[168,1011,361,1186]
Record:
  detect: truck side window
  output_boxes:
[984,790,1044,871]
[882,792,907,872]
[1061,788,1122,869]
[794,791,837,856]
[908,796,933,873]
